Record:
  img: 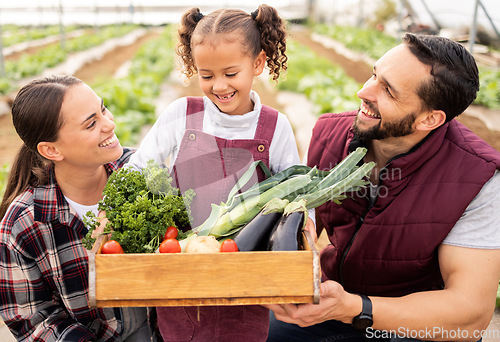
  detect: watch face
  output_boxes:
[352,315,373,330]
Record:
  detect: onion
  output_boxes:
[185,236,221,254]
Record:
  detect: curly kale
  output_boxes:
[83,160,195,253]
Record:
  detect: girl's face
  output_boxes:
[46,83,122,168]
[193,38,266,115]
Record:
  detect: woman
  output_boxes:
[0,75,152,341]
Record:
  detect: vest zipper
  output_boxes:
[338,167,386,285]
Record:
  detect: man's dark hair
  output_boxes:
[403,33,479,121]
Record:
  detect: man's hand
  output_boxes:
[264,281,362,327]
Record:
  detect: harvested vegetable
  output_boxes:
[267,200,307,251]
[188,147,374,242]
[201,170,314,238]
[101,240,125,254]
[220,239,239,252]
[164,226,179,240]
[185,236,221,254]
[159,239,181,253]
[83,160,194,253]
[233,198,289,251]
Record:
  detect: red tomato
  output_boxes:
[159,238,181,253]
[220,239,239,252]
[101,240,124,254]
[163,226,178,240]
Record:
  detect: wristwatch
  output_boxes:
[352,294,373,330]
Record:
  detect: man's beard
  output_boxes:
[352,109,418,140]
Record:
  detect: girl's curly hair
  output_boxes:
[176,4,287,81]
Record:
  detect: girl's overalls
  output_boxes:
[157,97,278,341]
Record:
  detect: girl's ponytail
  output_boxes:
[177,7,204,78]
[252,4,287,81]
[0,145,48,219]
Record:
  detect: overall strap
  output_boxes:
[186,97,204,131]
[254,104,279,144]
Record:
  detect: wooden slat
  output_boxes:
[88,231,321,307]
[95,251,313,299]
[94,296,314,308]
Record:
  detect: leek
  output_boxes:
[208,172,313,237]
[183,147,375,242]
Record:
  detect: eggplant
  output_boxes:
[267,199,308,251]
[233,198,289,251]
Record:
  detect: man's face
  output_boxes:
[353,44,432,140]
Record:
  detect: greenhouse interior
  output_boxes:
[0,0,499,341]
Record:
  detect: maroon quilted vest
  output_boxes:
[308,111,500,297]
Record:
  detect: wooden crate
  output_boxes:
[88,232,320,308]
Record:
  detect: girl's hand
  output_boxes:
[91,211,109,238]
[303,217,318,242]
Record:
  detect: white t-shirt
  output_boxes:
[64,196,98,221]
[368,170,500,249]
[442,170,500,249]
[126,91,301,174]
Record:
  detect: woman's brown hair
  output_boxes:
[177,4,287,81]
[0,75,82,219]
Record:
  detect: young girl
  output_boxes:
[126,4,304,341]
[0,75,152,341]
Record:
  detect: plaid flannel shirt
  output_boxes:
[0,148,134,341]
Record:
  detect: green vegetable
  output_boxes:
[204,171,314,238]
[83,160,194,253]
[184,147,374,242]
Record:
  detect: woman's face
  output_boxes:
[51,82,122,168]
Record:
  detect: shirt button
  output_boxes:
[189,133,196,141]
[257,144,265,153]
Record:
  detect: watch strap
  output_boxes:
[352,294,373,330]
[359,294,372,316]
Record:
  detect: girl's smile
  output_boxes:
[193,38,266,116]
[214,91,236,103]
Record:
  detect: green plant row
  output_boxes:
[312,24,500,110]
[0,25,175,196]
[278,39,361,115]
[91,26,177,147]
[497,282,500,308]
[0,164,8,197]
[0,24,138,95]
[1,24,79,47]
[314,24,399,61]
[476,67,500,109]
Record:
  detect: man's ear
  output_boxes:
[254,50,267,76]
[416,110,446,132]
[37,142,63,162]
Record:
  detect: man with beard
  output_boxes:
[266,33,500,342]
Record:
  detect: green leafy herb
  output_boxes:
[83,160,195,253]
